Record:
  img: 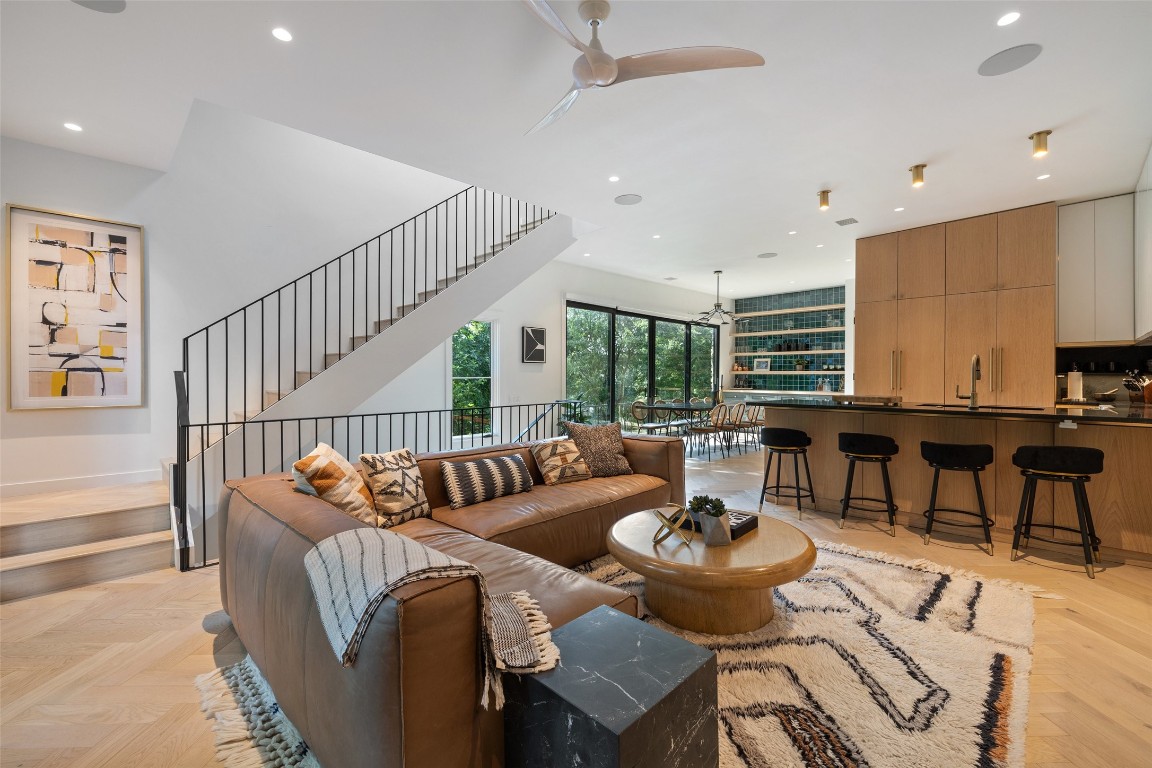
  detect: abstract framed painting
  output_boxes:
[7,205,144,409]
[522,326,546,363]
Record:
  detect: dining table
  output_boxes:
[633,401,714,434]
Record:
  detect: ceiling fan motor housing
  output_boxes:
[579,0,612,26]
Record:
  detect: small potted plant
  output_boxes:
[688,494,731,546]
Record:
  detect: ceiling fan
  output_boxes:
[523,0,765,133]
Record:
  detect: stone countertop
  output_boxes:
[730,395,1152,426]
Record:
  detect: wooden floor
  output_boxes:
[2,449,1149,767]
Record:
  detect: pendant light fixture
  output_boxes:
[1030,130,1051,157]
[910,164,926,187]
[818,190,830,211]
[699,270,737,325]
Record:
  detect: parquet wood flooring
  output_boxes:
[0,449,1147,766]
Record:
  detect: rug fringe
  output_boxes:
[813,539,1065,599]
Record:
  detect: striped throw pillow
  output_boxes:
[292,443,378,525]
[440,455,534,510]
[530,439,592,485]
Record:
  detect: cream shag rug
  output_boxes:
[198,542,1035,768]
[576,541,1036,768]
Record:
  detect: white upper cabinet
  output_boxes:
[1057,194,1135,344]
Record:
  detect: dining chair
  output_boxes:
[688,403,728,461]
[720,401,746,455]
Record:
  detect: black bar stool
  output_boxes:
[758,427,815,518]
[838,432,899,536]
[920,441,995,555]
[1011,445,1104,579]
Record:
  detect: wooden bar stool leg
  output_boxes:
[923,467,941,545]
[1071,481,1096,579]
[839,458,856,529]
[880,460,896,537]
[972,469,993,555]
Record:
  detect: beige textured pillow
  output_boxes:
[563,422,633,478]
[359,448,431,528]
[292,443,378,525]
[531,439,593,485]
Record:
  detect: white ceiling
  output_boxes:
[3,0,1151,299]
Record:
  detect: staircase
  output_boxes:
[0,482,173,602]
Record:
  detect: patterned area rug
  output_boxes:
[197,542,1036,768]
[575,542,1036,768]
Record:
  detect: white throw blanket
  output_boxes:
[304,527,559,708]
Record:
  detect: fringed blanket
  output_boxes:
[303,527,559,708]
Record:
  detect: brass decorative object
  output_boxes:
[651,504,694,545]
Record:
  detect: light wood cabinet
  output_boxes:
[1057,195,1135,344]
[945,214,997,294]
[996,286,1056,406]
[854,299,897,396]
[998,203,1056,289]
[945,291,997,405]
[855,233,898,303]
[897,224,945,299]
[896,296,945,403]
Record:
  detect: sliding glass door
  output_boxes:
[565,302,718,424]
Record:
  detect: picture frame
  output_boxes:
[522,326,546,363]
[753,358,771,371]
[7,205,144,409]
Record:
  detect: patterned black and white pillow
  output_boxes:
[359,448,431,528]
[440,455,534,510]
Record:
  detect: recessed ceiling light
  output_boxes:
[978,43,1043,76]
[614,194,642,205]
[63,122,83,132]
[894,207,905,212]
[583,252,591,257]
[1037,174,1051,180]
[608,175,620,182]
[652,234,661,239]
[997,12,1021,26]
[816,244,824,248]
[789,281,796,285]
[845,259,853,262]
[788,231,797,235]
[272,27,293,42]
[757,252,778,259]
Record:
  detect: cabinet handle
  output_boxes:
[989,347,996,392]
[897,350,903,391]
[890,350,896,392]
[998,347,1005,393]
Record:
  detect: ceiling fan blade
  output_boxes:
[522,0,588,53]
[526,86,582,134]
[611,47,765,85]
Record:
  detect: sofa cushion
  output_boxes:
[441,455,534,510]
[564,422,633,477]
[292,443,378,525]
[394,517,639,626]
[530,439,593,485]
[431,475,669,567]
[360,448,431,528]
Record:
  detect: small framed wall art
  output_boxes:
[753,358,772,372]
[7,205,144,409]
[522,326,546,363]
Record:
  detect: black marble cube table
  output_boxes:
[504,604,718,768]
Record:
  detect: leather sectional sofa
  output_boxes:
[219,434,685,768]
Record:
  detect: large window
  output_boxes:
[451,321,492,435]
[565,302,718,423]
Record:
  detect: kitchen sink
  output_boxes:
[915,403,1047,411]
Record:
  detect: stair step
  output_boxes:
[0,530,174,602]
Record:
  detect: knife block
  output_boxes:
[1130,380,1152,403]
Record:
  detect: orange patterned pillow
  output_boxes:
[292,443,378,525]
[531,439,593,485]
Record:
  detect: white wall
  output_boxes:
[1135,142,1152,343]
[356,259,724,414]
[0,101,466,495]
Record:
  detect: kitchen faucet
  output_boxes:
[956,354,981,410]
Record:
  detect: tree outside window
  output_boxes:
[451,321,492,435]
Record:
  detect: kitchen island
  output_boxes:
[722,392,1152,561]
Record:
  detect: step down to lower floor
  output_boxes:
[0,530,174,603]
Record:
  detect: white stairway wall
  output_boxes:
[0,101,467,495]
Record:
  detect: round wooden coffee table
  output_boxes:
[607,510,817,634]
